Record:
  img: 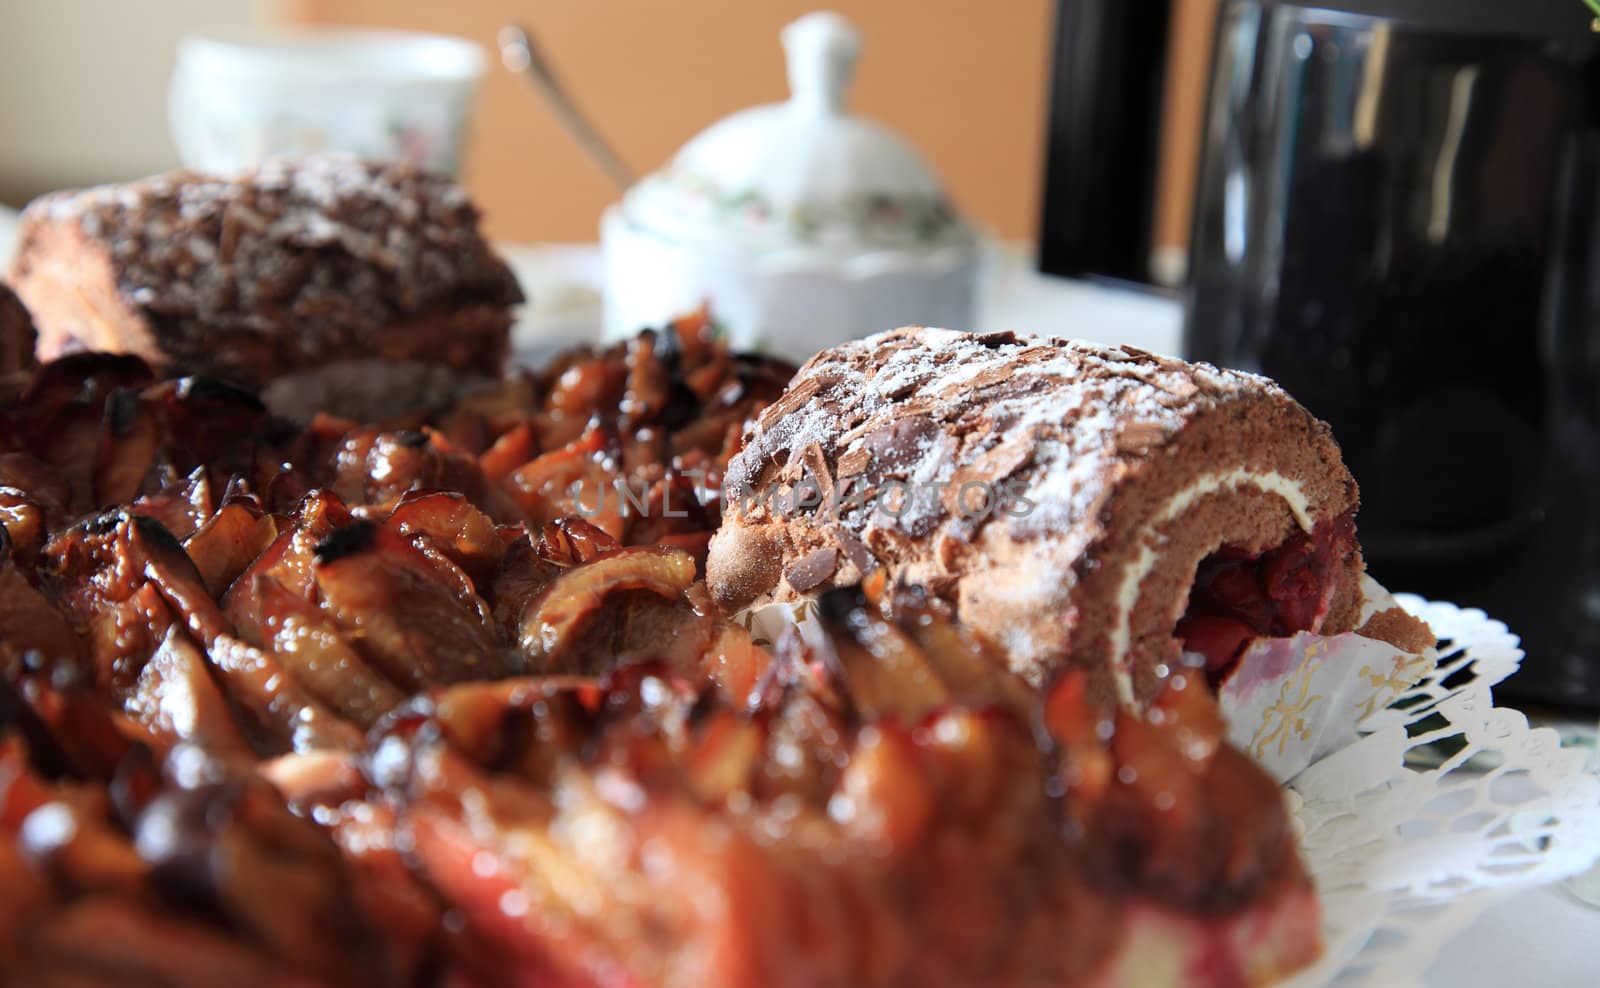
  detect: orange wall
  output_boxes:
[1154,0,1217,260]
[295,0,1055,244]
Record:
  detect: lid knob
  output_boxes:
[782,12,862,115]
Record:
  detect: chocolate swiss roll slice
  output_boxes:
[7,155,524,421]
[707,326,1431,708]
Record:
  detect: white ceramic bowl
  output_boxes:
[602,206,977,364]
[599,13,979,361]
[168,28,486,176]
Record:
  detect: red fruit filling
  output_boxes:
[1176,512,1356,686]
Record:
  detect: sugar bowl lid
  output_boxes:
[618,12,971,252]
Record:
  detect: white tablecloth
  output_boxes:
[0,217,1594,985]
[499,241,1187,360]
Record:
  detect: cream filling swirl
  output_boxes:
[1108,469,1315,705]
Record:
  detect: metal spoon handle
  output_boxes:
[498,23,637,191]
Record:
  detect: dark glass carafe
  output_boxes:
[1184,1,1600,709]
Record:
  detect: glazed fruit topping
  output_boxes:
[1177,512,1357,683]
[0,323,1318,987]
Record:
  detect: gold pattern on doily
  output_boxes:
[1353,649,1434,722]
[734,600,820,649]
[734,608,769,647]
[1250,645,1326,760]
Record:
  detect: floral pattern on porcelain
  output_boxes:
[651,165,962,246]
[181,103,468,177]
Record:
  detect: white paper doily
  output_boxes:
[1285,595,1600,987]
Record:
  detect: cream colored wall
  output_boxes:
[294,0,1055,243]
[0,0,274,206]
[1,2,1216,255]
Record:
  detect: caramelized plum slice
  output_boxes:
[256,747,489,985]
[10,355,155,513]
[385,490,506,588]
[612,583,722,679]
[541,354,626,445]
[625,475,712,545]
[224,489,355,609]
[131,467,216,542]
[415,677,609,787]
[46,511,230,689]
[813,589,952,724]
[749,690,848,803]
[619,328,677,430]
[2,738,408,987]
[145,376,269,478]
[828,721,935,854]
[1043,668,1304,913]
[0,561,83,669]
[0,451,68,565]
[0,492,48,571]
[129,746,391,984]
[242,575,406,728]
[488,535,563,639]
[121,627,254,759]
[699,622,772,709]
[366,430,489,508]
[314,521,507,689]
[478,420,537,484]
[92,388,165,507]
[21,900,298,988]
[683,710,766,804]
[516,546,697,674]
[18,352,155,422]
[900,607,1034,717]
[535,514,621,565]
[1148,668,1226,763]
[205,635,364,754]
[508,426,624,538]
[1040,671,1114,804]
[93,377,267,511]
[183,497,278,598]
[125,513,232,648]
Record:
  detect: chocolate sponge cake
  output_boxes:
[7,155,523,418]
[707,326,1431,707]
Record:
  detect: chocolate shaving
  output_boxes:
[861,416,938,475]
[757,375,827,430]
[836,447,871,478]
[973,331,1019,348]
[832,527,877,576]
[784,548,838,593]
[799,442,834,510]
[1115,420,1169,455]
[950,435,1034,493]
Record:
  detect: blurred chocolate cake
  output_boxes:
[7,155,523,419]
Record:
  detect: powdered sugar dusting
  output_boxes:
[725,326,1278,548]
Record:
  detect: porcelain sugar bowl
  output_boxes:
[600,12,978,363]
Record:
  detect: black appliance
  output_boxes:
[1042,0,1600,709]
